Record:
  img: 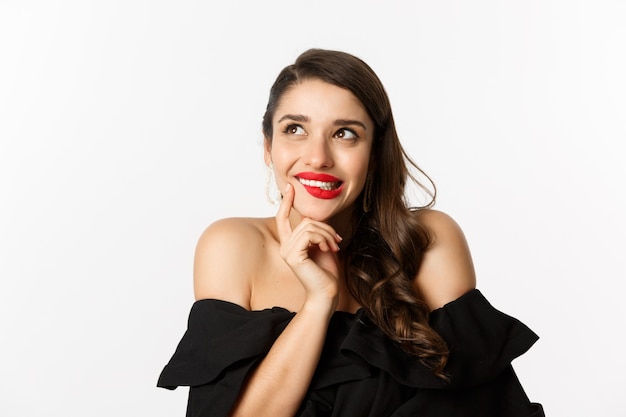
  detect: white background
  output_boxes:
[1,1,624,416]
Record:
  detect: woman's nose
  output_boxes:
[304,136,333,168]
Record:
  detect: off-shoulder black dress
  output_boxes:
[158,289,544,416]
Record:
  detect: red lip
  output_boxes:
[296,172,341,182]
[295,172,344,200]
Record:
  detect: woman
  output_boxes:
[158,49,544,417]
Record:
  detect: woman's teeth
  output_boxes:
[298,178,341,191]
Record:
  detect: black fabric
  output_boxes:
[158,289,544,416]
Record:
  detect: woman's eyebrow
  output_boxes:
[277,114,309,123]
[278,114,367,130]
[334,119,368,130]
[277,115,368,131]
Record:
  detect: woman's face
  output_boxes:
[265,78,374,223]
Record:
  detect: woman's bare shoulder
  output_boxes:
[198,217,273,243]
[413,209,477,310]
[193,217,275,307]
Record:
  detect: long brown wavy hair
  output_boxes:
[262,49,449,377]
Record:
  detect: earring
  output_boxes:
[265,163,282,205]
[362,176,373,213]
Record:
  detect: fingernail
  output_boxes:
[285,183,291,192]
[336,233,343,241]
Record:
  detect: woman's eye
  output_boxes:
[335,128,358,140]
[284,124,305,135]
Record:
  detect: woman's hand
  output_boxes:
[275,184,342,309]
[228,183,342,417]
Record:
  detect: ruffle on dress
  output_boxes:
[158,289,544,417]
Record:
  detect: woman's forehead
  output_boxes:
[273,79,371,126]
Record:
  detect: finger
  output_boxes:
[305,221,342,249]
[275,183,294,242]
[309,246,340,277]
[296,222,341,252]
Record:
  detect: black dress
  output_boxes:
[157,289,544,416]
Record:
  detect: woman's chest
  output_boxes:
[249,251,361,313]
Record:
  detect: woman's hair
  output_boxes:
[262,49,449,377]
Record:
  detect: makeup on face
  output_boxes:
[295,172,344,199]
[267,79,374,221]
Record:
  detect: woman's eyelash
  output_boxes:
[335,128,359,139]
[281,125,359,139]
[283,124,304,134]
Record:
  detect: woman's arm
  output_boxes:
[194,184,341,417]
[413,210,477,310]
